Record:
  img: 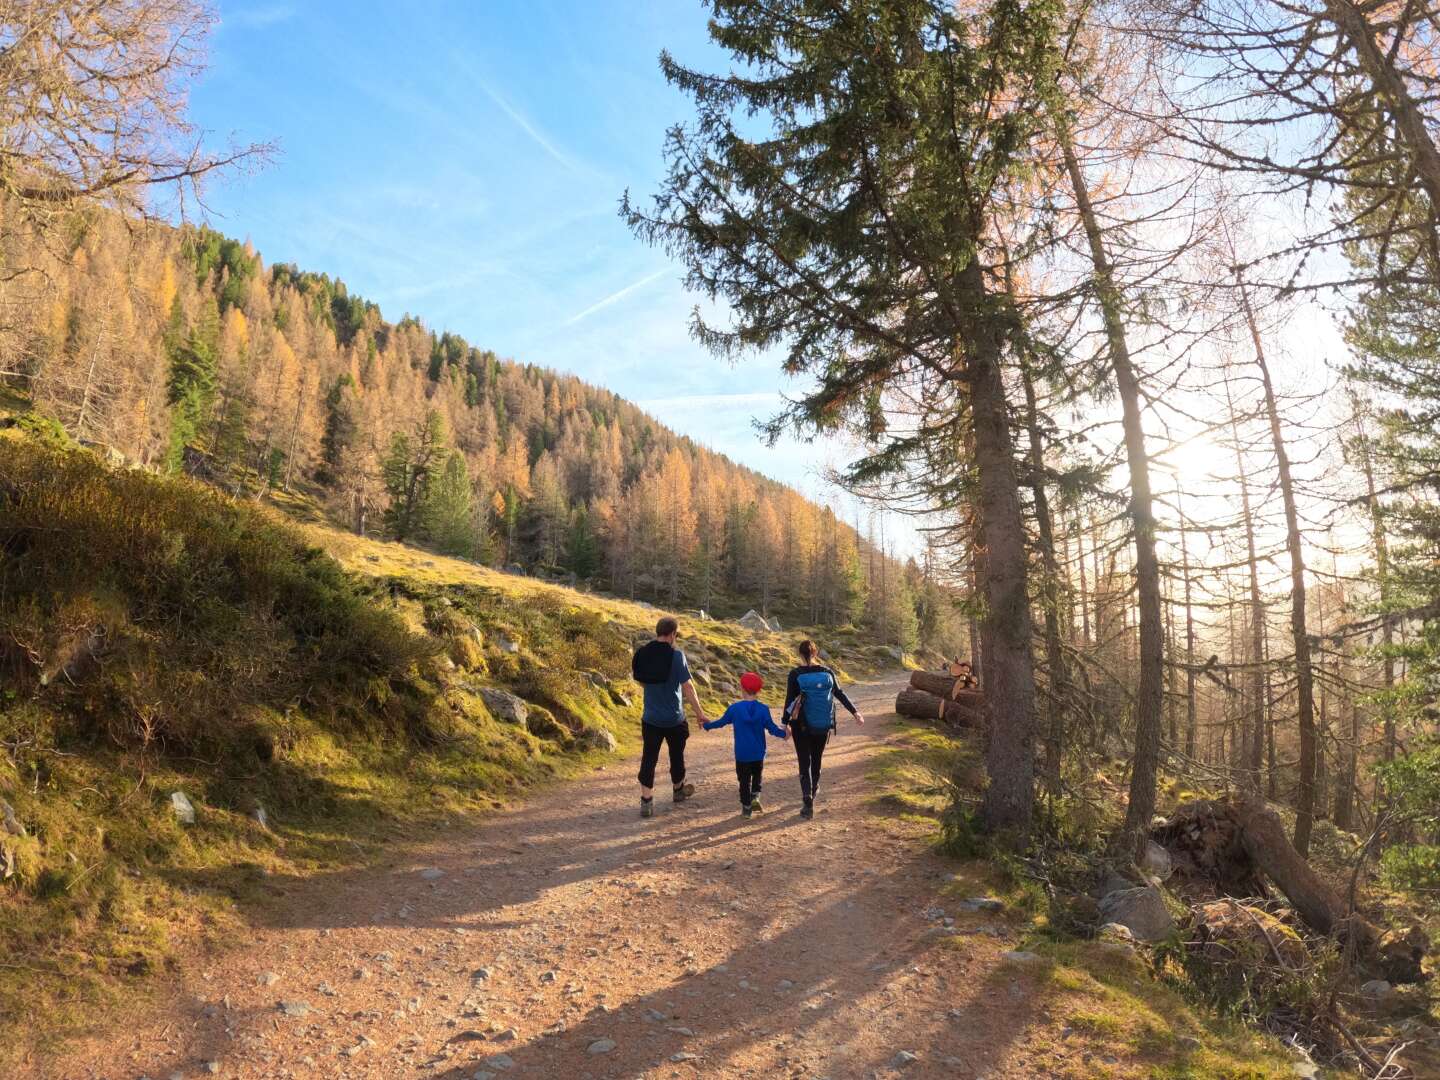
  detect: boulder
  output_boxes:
[1097,886,1175,942]
[169,790,197,825]
[478,688,528,725]
[0,798,25,837]
[525,707,569,742]
[738,610,770,632]
[1096,870,1136,898]
[1359,979,1393,1003]
[1140,840,1173,881]
[578,727,618,753]
[766,616,782,632]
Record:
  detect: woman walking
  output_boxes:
[783,639,864,819]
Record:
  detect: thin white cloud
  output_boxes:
[563,268,669,325]
[477,82,575,172]
[225,5,295,29]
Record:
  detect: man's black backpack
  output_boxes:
[632,640,675,685]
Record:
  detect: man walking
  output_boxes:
[631,616,708,818]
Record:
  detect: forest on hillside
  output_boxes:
[0,210,957,645]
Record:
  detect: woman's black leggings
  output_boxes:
[792,728,830,800]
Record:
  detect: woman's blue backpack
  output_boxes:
[794,669,837,730]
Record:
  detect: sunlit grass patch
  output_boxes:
[1031,942,1302,1079]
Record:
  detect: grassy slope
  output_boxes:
[0,433,890,1063]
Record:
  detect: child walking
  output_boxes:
[703,671,787,816]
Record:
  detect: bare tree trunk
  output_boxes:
[1177,482,1197,760]
[1352,400,1396,762]
[1020,356,1070,794]
[963,260,1037,838]
[74,324,106,441]
[282,380,305,493]
[1074,517,1091,646]
[1237,274,1318,856]
[1165,586,1178,749]
[1091,515,1104,647]
[1231,404,1267,791]
[1265,620,1277,799]
[1061,132,1165,858]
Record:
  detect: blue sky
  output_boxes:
[194,1,889,537]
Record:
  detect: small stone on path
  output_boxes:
[588,1037,617,1054]
[957,897,1003,913]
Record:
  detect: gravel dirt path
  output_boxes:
[34,674,1080,1080]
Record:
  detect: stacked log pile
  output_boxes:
[894,671,985,730]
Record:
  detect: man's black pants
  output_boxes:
[735,760,764,806]
[793,727,831,800]
[638,722,688,789]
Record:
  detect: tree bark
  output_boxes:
[1352,399,1396,762]
[1177,482,1198,760]
[1061,131,1165,858]
[1020,357,1070,793]
[1233,793,1378,954]
[1238,273,1318,857]
[963,258,1037,838]
[1231,407,1267,791]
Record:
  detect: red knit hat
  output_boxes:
[740,671,764,694]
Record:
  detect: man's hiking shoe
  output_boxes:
[673,782,696,803]
[751,799,765,816]
[741,803,753,818]
[800,800,814,820]
[640,800,654,819]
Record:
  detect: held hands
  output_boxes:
[854,711,866,726]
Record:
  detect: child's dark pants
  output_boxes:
[735,760,764,806]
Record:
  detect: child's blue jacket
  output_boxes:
[704,699,786,762]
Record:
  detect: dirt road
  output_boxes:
[37,675,1070,1080]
